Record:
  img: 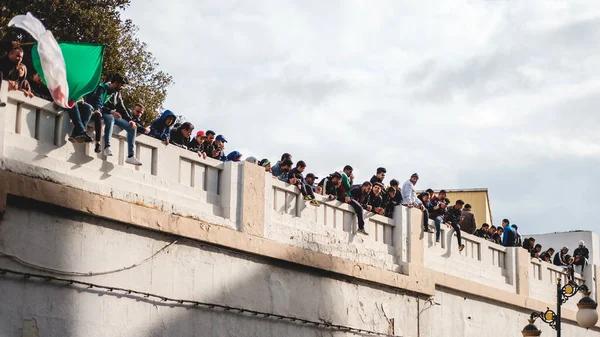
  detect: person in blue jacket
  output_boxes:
[149,110,176,145]
[501,218,517,247]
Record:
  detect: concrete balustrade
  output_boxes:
[423,225,516,293]
[0,82,598,313]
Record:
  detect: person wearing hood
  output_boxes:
[169,122,194,149]
[149,110,177,144]
[226,151,242,162]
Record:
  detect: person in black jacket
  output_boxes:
[368,182,385,215]
[573,241,590,274]
[444,199,465,251]
[417,191,431,231]
[474,223,490,239]
[369,167,386,185]
[288,161,318,206]
[98,74,136,159]
[318,172,342,201]
[539,248,554,263]
[29,71,52,101]
[0,44,23,107]
[384,187,401,218]
[170,122,195,149]
[350,182,372,211]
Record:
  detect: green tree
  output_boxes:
[1,0,173,125]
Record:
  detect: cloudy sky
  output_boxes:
[123,1,600,234]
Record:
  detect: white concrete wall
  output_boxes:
[266,178,400,271]
[529,231,599,265]
[0,87,238,230]
[423,224,516,293]
[0,195,599,337]
[0,198,418,337]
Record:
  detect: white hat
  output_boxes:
[578,240,585,246]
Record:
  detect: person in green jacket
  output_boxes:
[339,165,368,236]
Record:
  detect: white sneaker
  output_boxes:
[103,147,113,157]
[126,156,142,166]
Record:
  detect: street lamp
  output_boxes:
[522,277,598,337]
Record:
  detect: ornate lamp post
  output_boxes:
[522,277,598,337]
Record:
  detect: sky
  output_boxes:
[122,0,600,234]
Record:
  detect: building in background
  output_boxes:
[420,188,493,226]
[528,231,598,265]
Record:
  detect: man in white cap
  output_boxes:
[573,240,590,274]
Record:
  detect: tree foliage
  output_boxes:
[1,0,173,125]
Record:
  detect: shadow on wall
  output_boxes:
[0,195,419,337]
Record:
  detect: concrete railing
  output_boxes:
[0,84,238,229]
[1,83,598,305]
[529,259,593,312]
[423,224,516,292]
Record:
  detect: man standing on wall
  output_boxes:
[501,219,516,247]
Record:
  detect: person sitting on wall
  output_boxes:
[573,241,590,274]
[0,43,24,106]
[368,182,385,216]
[459,203,477,235]
[539,248,555,263]
[258,159,271,172]
[427,189,447,242]
[210,134,227,161]
[225,151,242,162]
[271,153,292,178]
[149,109,176,145]
[274,158,293,182]
[554,246,575,281]
[318,172,343,201]
[169,122,194,149]
[189,130,206,153]
[384,187,402,218]
[370,167,386,185]
[288,161,319,206]
[492,226,503,245]
[350,182,372,211]
[98,74,143,166]
[474,223,490,239]
[444,199,466,252]
[305,173,318,193]
[522,237,536,254]
[531,244,543,259]
[29,71,52,101]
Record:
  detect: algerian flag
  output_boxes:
[9,13,104,108]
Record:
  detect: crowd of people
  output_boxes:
[0,42,592,279]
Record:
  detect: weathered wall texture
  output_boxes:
[0,198,420,337]
[0,196,598,337]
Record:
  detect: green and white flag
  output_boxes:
[9,13,104,108]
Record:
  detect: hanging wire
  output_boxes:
[0,239,179,276]
[0,267,400,337]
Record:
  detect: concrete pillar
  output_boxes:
[392,205,406,263]
[514,248,530,297]
[238,162,265,237]
[220,161,241,228]
[408,207,425,266]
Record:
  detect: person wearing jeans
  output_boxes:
[67,101,94,143]
[427,190,448,243]
[102,112,141,166]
